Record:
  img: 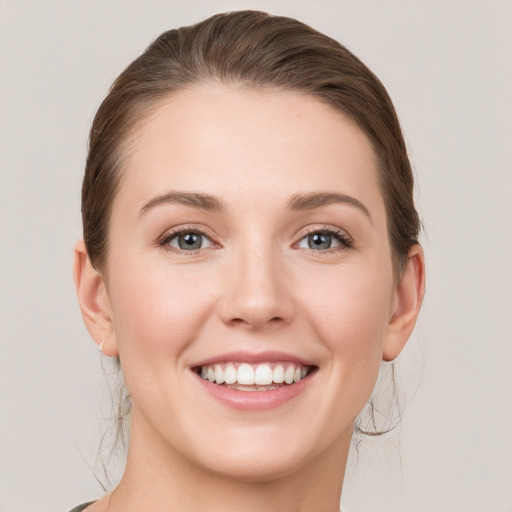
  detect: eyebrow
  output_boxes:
[138,190,371,221]
[138,191,225,217]
[287,192,372,221]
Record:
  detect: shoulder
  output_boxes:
[67,502,96,512]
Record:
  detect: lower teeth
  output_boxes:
[224,383,282,392]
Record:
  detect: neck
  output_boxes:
[107,413,351,512]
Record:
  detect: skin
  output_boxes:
[74,83,425,512]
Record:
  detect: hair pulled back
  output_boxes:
[82,10,419,278]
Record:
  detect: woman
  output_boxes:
[72,10,424,512]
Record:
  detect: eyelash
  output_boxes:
[295,225,353,253]
[158,225,218,254]
[158,225,353,254]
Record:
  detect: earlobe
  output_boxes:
[73,240,119,357]
[382,245,425,362]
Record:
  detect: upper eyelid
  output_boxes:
[296,224,351,240]
[160,224,217,239]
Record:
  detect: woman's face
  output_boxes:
[101,84,405,480]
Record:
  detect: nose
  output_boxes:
[218,242,296,331]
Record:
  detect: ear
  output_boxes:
[382,244,425,362]
[73,240,119,357]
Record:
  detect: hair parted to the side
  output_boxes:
[81,10,421,483]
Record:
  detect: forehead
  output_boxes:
[116,83,385,220]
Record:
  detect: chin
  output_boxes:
[185,423,343,484]
[200,449,309,484]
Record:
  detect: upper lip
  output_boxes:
[191,351,316,368]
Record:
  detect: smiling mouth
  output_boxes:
[194,362,316,391]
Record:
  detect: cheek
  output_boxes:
[301,258,391,333]
[106,258,221,419]
[296,258,393,385]
[107,256,216,372]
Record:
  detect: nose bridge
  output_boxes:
[220,233,294,329]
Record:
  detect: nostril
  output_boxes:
[227,316,285,329]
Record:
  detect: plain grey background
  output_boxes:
[0,1,511,511]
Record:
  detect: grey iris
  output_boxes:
[308,233,331,249]
[179,232,202,250]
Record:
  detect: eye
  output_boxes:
[161,230,214,252]
[296,228,352,251]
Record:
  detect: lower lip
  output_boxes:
[194,373,312,411]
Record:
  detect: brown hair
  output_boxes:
[82,11,421,479]
[83,10,420,278]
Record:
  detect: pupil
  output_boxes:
[308,233,331,250]
[179,233,202,250]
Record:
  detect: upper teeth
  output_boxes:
[199,362,309,386]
